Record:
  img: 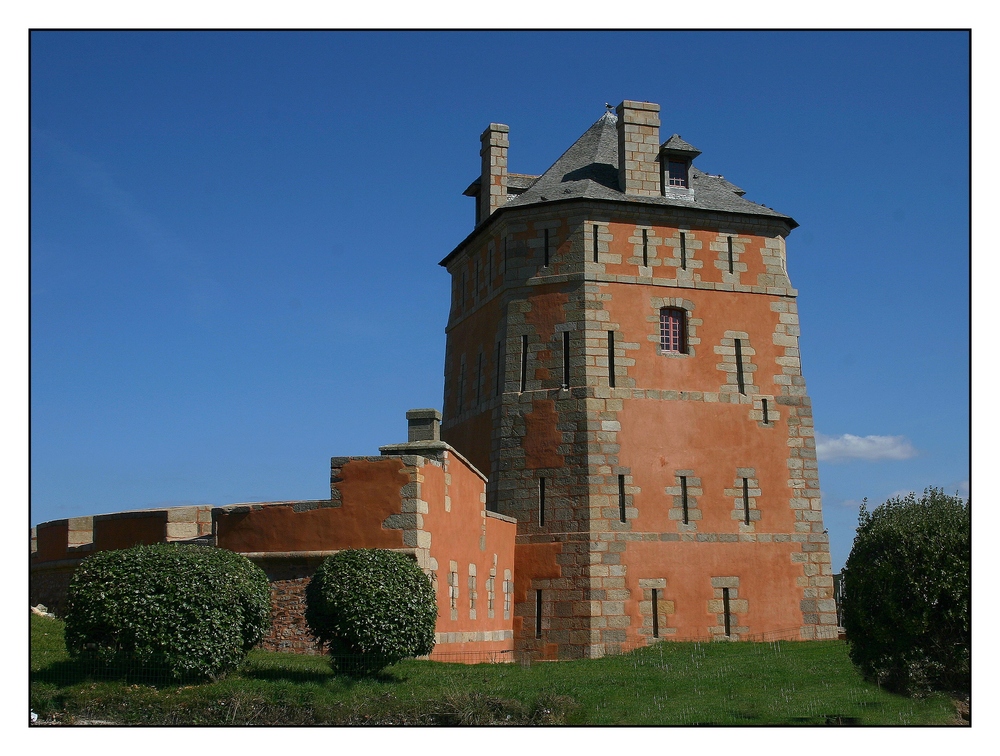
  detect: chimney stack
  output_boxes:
[478,123,509,223]
[406,408,442,443]
[615,100,661,197]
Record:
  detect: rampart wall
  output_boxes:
[31,437,518,660]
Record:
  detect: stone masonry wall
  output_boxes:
[441,196,835,659]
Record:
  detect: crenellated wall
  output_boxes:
[30,431,518,660]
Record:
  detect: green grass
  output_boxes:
[30,614,956,725]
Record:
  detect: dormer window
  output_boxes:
[659,134,702,198]
[666,160,689,188]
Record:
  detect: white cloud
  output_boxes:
[815,433,918,462]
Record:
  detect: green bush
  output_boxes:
[305,549,437,675]
[842,488,970,694]
[65,544,271,681]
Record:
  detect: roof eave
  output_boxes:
[441,197,797,268]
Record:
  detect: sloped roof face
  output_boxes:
[661,133,701,156]
[502,112,792,222]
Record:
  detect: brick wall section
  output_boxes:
[263,577,318,653]
[252,557,327,655]
[29,564,76,616]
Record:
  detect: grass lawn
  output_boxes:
[30,614,957,725]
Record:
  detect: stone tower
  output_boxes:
[440,101,836,659]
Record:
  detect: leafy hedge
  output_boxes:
[843,488,970,694]
[305,549,437,675]
[65,544,271,681]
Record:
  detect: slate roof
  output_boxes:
[661,133,702,156]
[499,111,793,223]
[444,111,795,265]
[463,172,540,197]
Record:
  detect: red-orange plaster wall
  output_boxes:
[93,514,168,552]
[523,287,570,343]
[605,284,786,395]
[620,540,803,640]
[617,399,795,534]
[523,399,564,470]
[440,411,492,480]
[420,452,516,654]
[511,541,563,638]
[215,459,410,553]
[442,295,503,473]
[35,521,69,562]
[602,222,774,284]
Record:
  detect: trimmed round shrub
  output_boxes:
[305,549,437,675]
[843,488,970,694]
[65,544,271,681]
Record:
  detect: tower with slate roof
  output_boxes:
[440,100,836,659]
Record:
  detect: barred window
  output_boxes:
[660,308,686,354]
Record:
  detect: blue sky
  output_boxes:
[30,31,969,571]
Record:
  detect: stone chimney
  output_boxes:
[478,123,509,223]
[406,408,442,442]
[615,100,661,197]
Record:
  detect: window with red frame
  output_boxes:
[660,308,686,354]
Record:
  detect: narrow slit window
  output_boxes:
[562,331,570,389]
[538,477,545,526]
[519,335,528,393]
[535,589,543,638]
[503,236,508,275]
[495,340,503,397]
[722,587,732,637]
[618,474,627,523]
[680,475,689,525]
[762,398,769,424]
[475,258,481,294]
[476,352,483,406]
[660,308,686,354]
[727,236,734,274]
[461,270,467,309]
[488,245,494,283]
[652,589,659,638]
[735,338,746,395]
[543,229,550,267]
[680,233,687,270]
[742,477,751,526]
[608,330,616,388]
[642,229,648,267]
[593,225,599,263]
[457,355,466,412]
